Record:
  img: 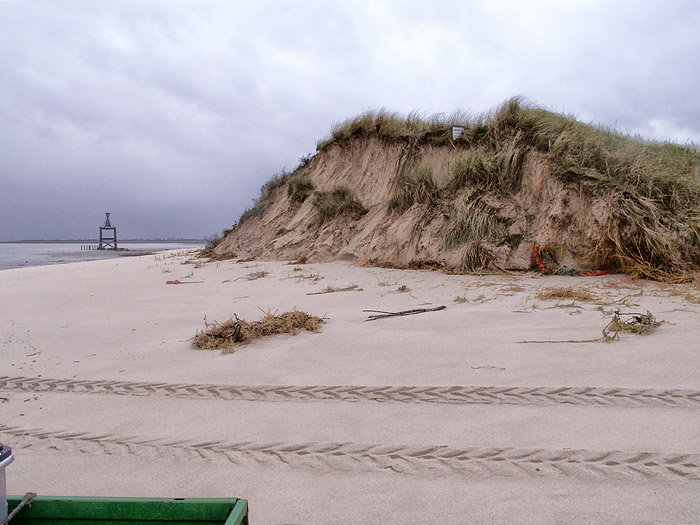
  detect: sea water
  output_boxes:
[0,242,203,271]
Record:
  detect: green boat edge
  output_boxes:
[6,495,249,525]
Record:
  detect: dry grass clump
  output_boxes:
[536,287,596,302]
[388,164,440,212]
[288,176,315,203]
[193,311,324,353]
[313,186,368,221]
[459,242,494,272]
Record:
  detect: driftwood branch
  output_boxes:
[364,305,446,322]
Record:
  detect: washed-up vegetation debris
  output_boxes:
[193,311,325,353]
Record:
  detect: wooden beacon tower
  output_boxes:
[99,212,118,250]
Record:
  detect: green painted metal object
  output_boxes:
[6,496,248,525]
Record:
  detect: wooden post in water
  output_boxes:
[98,213,118,250]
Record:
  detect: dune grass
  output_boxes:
[288,176,315,203]
[313,186,368,221]
[443,189,506,249]
[388,164,440,212]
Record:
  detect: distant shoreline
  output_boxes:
[0,241,203,271]
[0,239,205,244]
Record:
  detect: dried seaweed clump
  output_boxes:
[193,311,324,353]
[536,287,597,302]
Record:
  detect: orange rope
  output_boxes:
[533,244,611,277]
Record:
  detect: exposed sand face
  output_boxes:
[1,251,699,524]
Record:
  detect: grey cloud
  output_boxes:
[1,0,698,240]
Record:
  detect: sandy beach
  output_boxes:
[1,250,699,524]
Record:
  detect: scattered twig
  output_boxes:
[166,280,204,284]
[233,271,269,281]
[364,305,446,321]
[307,285,360,295]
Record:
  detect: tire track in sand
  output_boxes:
[2,425,698,481]
[1,376,698,408]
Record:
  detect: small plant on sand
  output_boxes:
[388,164,440,212]
[313,186,368,221]
[288,176,316,203]
[602,310,661,341]
[193,311,324,353]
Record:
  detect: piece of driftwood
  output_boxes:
[364,305,446,321]
[166,280,204,284]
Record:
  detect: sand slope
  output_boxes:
[1,251,699,523]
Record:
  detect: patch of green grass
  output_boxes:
[388,164,440,212]
[313,186,368,221]
[288,176,315,203]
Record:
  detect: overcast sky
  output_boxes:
[1,0,698,240]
